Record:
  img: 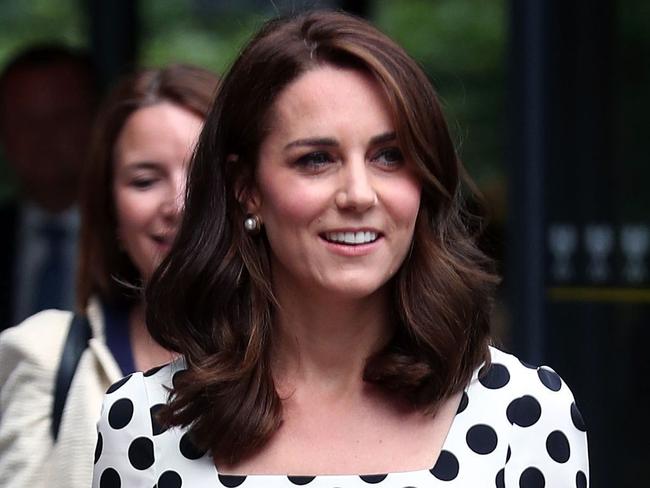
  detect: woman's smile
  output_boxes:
[318,228,384,259]
[321,230,381,245]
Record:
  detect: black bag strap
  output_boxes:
[51,313,92,441]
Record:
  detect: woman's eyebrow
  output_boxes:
[369,131,396,145]
[123,161,161,170]
[119,161,163,174]
[284,137,338,150]
[284,131,396,151]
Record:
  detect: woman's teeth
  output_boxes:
[325,231,378,245]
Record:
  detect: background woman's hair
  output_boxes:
[77,64,220,310]
[147,10,499,463]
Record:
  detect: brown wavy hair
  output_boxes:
[77,64,220,310]
[147,10,498,463]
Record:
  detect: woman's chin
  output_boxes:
[311,277,391,302]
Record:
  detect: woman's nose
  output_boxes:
[162,179,185,218]
[334,159,377,211]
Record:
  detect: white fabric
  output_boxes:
[0,299,122,488]
[93,347,589,487]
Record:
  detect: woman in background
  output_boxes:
[0,64,219,488]
[95,10,589,488]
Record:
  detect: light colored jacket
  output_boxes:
[0,299,122,488]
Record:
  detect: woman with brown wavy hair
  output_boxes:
[94,11,588,488]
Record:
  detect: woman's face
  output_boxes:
[113,102,203,280]
[247,65,421,300]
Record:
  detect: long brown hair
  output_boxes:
[77,64,219,310]
[147,11,498,463]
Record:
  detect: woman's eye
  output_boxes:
[295,151,334,170]
[129,177,157,189]
[373,147,403,167]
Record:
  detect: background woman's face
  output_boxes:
[113,102,202,280]
[248,65,421,300]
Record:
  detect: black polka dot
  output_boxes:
[180,432,207,460]
[359,474,387,483]
[570,403,586,432]
[288,475,315,485]
[457,392,469,414]
[576,470,587,488]
[519,467,545,488]
[99,467,121,488]
[496,468,505,488]
[478,363,510,389]
[519,359,537,369]
[94,432,103,464]
[158,470,182,488]
[172,370,188,389]
[108,398,134,430]
[537,368,562,392]
[128,436,154,470]
[430,450,459,481]
[466,424,498,454]
[106,374,132,394]
[546,430,570,463]
[150,404,167,436]
[506,395,542,427]
[218,474,247,487]
[144,365,164,377]
[506,445,511,463]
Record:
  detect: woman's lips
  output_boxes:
[319,232,383,256]
[323,230,379,245]
[151,234,175,249]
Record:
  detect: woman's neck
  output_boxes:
[128,302,176,372]
[271,282,393,398]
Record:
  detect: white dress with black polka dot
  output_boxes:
[92,347,589,487]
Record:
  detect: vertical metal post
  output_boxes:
[86,0,139,88]
[507,0,549,365]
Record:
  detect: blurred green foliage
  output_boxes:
[373,0,506,189]
[140,1,266,74]
[0,0,85,62]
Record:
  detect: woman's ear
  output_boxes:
[231,154,262,214]
[243,187,262,215]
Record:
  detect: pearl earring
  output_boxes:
[243,214,262,235]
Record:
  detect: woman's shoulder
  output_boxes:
[460,345,586,423]
[0,309,74,374]
[468,346,585,421]
[447,346,589,486]
[458,346,587,449]
[94,358,209,488]
[479,346,579,403]
[101,356,186,408]
[0,308,73,342]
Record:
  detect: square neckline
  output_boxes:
[205,367,480,479]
